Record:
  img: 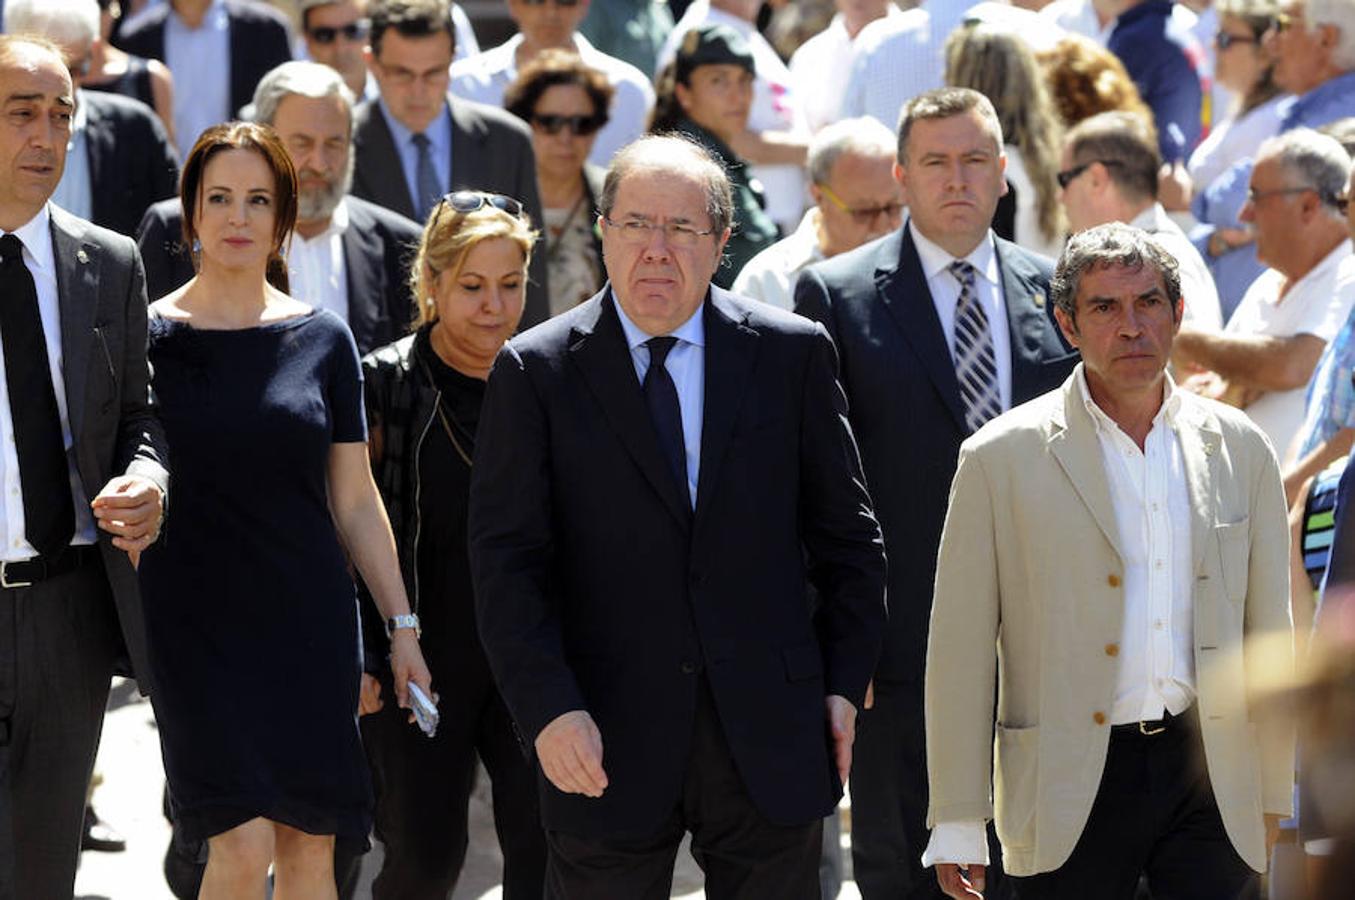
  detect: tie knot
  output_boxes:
[411,133,430,150]
[646,336,678,367]
[949,259,975,285]
[0,234,22,263]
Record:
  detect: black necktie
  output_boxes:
[643,337,687,499]
[0,234,73,556]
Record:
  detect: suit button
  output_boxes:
[1107,574,1121,588]
[1093,711,1107,725]
[680,661,696,675]
[1105,643,1119,657]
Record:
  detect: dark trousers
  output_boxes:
[1009,707,1260,900]
[0,560,120,900]
[361,668,545,900]
[545,678,823,900]
[850,681,1010,900]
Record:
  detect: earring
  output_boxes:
[191,238,201,254]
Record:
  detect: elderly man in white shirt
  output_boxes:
[450,0,652,167]
[1174,128,1355,459]
[788,0,902,134]
[734,117,902,309]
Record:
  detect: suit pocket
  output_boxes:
[782,640,823,682]
[994,723,1040,851]
[1216,517,1250,603]
[92,326,118,410]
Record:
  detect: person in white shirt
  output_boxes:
[1058,110,1224,329]
[733,117,901,309]
[787,0,901,134]
[449,0,652,167]
[924,222,1292,900]
[1174,128,1355,459]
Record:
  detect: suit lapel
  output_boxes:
[448,99,485,191]
[357,106,417,220]
[693,290,758,526]
[52,211,100,443]
[340,213,383,351]
[996,240,1063,404]
[1048,373,1124,562]
[568,291,691,529]
[1176,400,1222,578]
[875,230,967,431]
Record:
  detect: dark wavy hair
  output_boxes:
[180,122,299,293]
[504,49,614,131]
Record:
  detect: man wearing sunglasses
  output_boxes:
[734,117,902,311]
[354,0,549,327]
[450,0,654,167]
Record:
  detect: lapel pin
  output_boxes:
[76,249,89,265]
[1032,292,1045,309]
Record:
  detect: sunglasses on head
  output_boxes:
[531,113,602,136]
[307,19,370,44]
[430,191,526,230]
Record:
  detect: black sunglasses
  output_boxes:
[531,113,603,136]
[430,190,526,230]
[1214,31,1257,51]
[307,20,370,44]
[1056,159,1122,189]
[519,0,580,5]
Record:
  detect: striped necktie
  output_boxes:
[950,259,1002,433]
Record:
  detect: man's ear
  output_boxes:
[1053,303,1079,346]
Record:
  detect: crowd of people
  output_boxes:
[5,0,1355,898]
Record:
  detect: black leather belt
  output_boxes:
[0,545,99,589]
[1111,705,1194,738]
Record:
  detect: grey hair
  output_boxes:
[896,87,1004,165]
[4,0,100,49]
[250,61,356,134]
[599,134,734,234]
[1308,0,1355,71]
[1257,127,1352,215]
[1051,223,1182,323]
[807,117,896,186]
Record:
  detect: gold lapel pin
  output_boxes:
[1032,292,1046,309]
[76,249,89,264]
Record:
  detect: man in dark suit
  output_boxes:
[355,0,549,328]
[112,0,293,159]
[137,61,420,351]
[469,134,888,898]
[794,87,1078,900]
[0,34,168,898]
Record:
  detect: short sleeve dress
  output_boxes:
[139,309,373,843]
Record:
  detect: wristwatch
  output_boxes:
[386,613,421,639]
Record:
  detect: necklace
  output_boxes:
[546,190,588,264]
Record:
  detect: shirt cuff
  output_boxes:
[921,820,990,868]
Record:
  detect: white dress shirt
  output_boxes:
[787,6,903,134]
[286,198,350,323]
[923,370,1196,868]
[910,221,1014,412]
[165,0,231,162]
[1225,241,1355,458]
[450,33,655,168]
[731,208,824,310]
[613,293,704,508]
[1128,202,1222,331]
[0,205,96,560]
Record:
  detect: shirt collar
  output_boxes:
[295,197,350,245]
[1076,362,1182,436]
[612,289,707,351]
[378,95,451,154]
[4,204,53,275]
[1291,70,1355,124]
[1128,202,1170,233]
[1273,239,1353,303]
[908,220,999,286]
[168,0,226,32]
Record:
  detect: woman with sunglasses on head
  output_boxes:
[138,122,433,899]
[359,190,547,899]
[505,49,615,317]
[649,23,777,287]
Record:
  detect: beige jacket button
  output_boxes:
[1093,711,1107,725]
[1105,643,1119,657]
[1108,574,1121,587]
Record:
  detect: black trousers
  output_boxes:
[1009,707,1260,900]
[850,681,1011,900]
[0,560,120,900]
[545,678,823,900]
[361,666,545,900]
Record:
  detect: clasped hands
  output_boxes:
[91,474,163,567]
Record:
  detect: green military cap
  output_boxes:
[675,24,756,82]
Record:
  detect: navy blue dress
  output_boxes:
[140,309,373,842]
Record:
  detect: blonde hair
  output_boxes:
[410,202,537,329]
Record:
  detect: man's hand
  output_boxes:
[826,695,857,785]
[936,863,986,898]
[536,710,608,798]
[1265,813,1283,857]
[91,474,163,566]
[358,673,383,716]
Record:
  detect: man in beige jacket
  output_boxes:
[924,223,1294,899]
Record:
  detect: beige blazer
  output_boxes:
[924,366,1294,877]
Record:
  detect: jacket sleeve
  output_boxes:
[116,242,170,498]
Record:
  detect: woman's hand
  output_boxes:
[388,629,435,721]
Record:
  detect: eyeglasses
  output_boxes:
[430,191,526,231]
[531,113,603,136]
[374,61,450,87]
[1214,31,1256,50]
[1246,185,1316,204]
[1056,159,1122,189]
[602,217,718,248]
[307,19,370,44]
[817,183,904,225]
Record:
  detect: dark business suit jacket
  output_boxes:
[82,91,179,239]
[134,196,421,354]
[795,226,1077,685]
[112,0,293,119]
[351,97,550,329]
[51,205,170,692]
[469,286,887,839]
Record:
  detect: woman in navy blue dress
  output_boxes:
[138,122,432,899]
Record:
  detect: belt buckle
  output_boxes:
[0,561,31,589]
[1139,719,1167,736]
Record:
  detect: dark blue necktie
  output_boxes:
[643,336,687,498]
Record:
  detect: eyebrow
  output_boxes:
[4,92,74,108]
[204,185,275,194]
